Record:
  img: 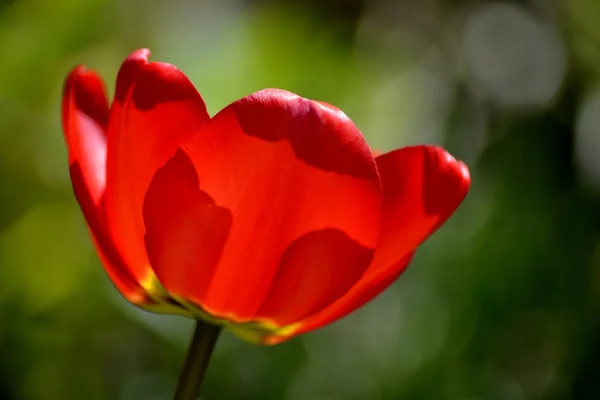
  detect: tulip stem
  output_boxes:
[173,319,221,400]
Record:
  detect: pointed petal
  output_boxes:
[143,89,383,324]
[104,49,210,284]
[278,145,470,340]
[62,67,145,302]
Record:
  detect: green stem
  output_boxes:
[173,319,221,400]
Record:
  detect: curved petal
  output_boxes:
[370,145,471,273]
[62,66,109,204]
[70,165,149,303]
[104,49,210,284]
[277,145,470,341]
[62,67,146,302]
[143,89,383,324]
[143,149,233,306]
[256,228,374,326]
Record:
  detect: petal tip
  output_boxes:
[427,145,471,185]
[64,65,89,91]
[62,64,109,132]
[128,48,151,62]
[114,48,203,110]
[458,161,471,186]
[68,64,87,76]
[421,145,471,215]
[115,48,151,103]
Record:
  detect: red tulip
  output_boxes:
[61,49,470,345]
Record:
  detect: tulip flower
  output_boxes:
[61,49,470,399]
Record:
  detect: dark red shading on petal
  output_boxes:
[62,66,109,204]
[257,229,374,325]
[143,149,232,304]
[422,148,471,217]
[270,252,414,343]
[281,145,470,337]
[131,62,203,110]
[62,67,145,302]
[231,89,378,181]
[62,66,109,133]
[368,145,470,275]
[179,89,382,321]
[105,49,210,284]
[113,48,150,104]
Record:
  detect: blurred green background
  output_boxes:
[1,0,600,398]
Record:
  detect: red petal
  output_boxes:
[62,66,109,204]
[62,67,145,302]
[71,164,148,303]
[143,149,233,305]
[144,88,383,323]
[369,145,470,274]
[256,229,374,325]
[284,145,470,338]
[62,66,109,133]
[104,49,210,284]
